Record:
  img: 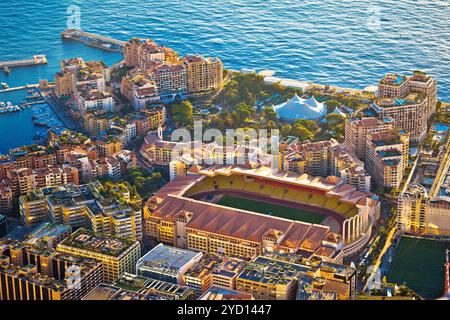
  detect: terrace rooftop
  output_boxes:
[237,256,309,286]
[58,228,135,257]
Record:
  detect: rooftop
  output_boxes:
[184,254,225,279]
[137,243,202,274]
[237,256,308,286]
[58,228,137,257]
[200,287,254,300]
[24,223,71,247]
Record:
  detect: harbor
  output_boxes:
[61,29,125,53]
[0,87,67,151]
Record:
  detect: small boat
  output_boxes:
[1,82,8,89]
[3,66,10,74]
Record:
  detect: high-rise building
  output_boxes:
[124,38,180,68]
[78,90,115,114]
[329,144,371,193]
[181,55,223,96]
[0,181,13,214]
[365,131,409,189]
[146,62,188,102]
[121,68,160,109]
[344,117,396,160]
[373,71,437,141]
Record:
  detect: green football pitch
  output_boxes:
[217,195,326,224]
[387,236,450,299]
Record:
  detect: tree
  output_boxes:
[235,103,254,125]
[292,124,313,141]
[171,100,193,126]
[280,124,292,137]
[294,119,319,133]
[264,106,277,122]
[323,114,346,138]
[325,100,340,112]
[266,120,276,130]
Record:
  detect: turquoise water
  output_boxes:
[0,0,449,152]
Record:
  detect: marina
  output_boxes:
[0,86,66,152]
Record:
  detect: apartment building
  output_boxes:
[95,135,122,157]
[398,184,450,236]
[83,110,115,135]
[373,71,437,141]
[146,61,188,102]
[329,144,371,193]
[0,181,13,214]
[183,254,225,297]
[344,117,395,160]
[56,228,141,284]
[20,181,141,241]
[181,55,223,96]
[125,106,166,135]
[120,68,160,109]
[235,254,356,300]
[19,187,65,228]
[365,131,409,189]
[78,90,115,114]
[0,243,103,300]
[124,38,179,68]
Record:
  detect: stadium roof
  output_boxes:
[151,194,337,253]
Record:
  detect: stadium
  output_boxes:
[144,166,380,261]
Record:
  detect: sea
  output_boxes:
[0,0,449,153]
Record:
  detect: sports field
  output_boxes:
[217,195,326,224]
[387,236,450,299]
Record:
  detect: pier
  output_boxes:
[62,29,125,53]
[0,55,47,73]
[0,84,39,93]
[21,100,46,107]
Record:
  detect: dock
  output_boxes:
[0,55,47,73]
[61,29,125,53]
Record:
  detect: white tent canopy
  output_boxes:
[272,94,327,121]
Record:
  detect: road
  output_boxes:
[363,226,397,292]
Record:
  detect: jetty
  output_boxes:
[0,84,39,93]
[0,55,47,73]
[61,29,125,53]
